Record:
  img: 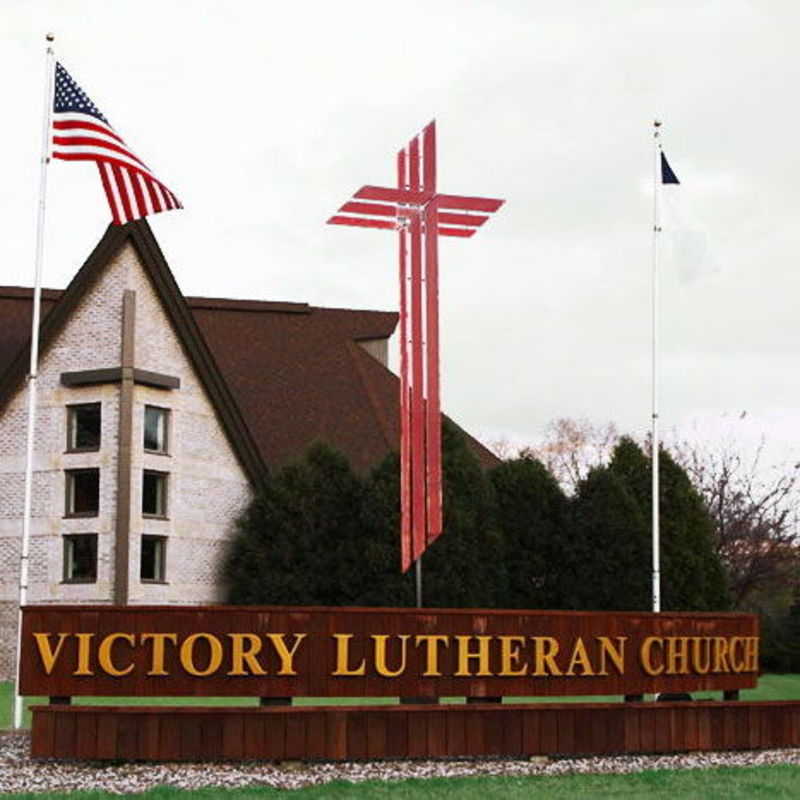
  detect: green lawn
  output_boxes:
[3,765,800,799]
[3,673,800,730]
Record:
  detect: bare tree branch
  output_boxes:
[527,418,619,494]
[672,436,800,608]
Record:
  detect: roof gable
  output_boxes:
[0,226,498,475]
[0,221,267,487]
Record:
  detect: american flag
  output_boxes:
[52,62,182,225]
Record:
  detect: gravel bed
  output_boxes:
[1,732,799,795]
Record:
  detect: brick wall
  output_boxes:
[0,602,17,681]
[125,249,252,605]
[0,240,252,679]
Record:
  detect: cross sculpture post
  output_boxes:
[328,121,503,601]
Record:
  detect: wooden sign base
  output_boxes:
[31,700,800,762]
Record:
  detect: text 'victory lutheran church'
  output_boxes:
[0,221,496,679]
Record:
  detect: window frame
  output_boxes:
[143,405,170,455]
[64,468,100,518]
[142,470,169,519]
[62,533,98,584]
[66,402,102,453]
[140,534,167,583]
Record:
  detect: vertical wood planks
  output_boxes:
[445,707,466,757]
[30,708,55,758]
[366,712,388,759]
[75,711,98,760]
[222,714,244,760]
[97,712,119,760]
[325,711,347,760]
[28,700,800,762]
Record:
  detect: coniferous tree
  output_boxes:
[773,590,800,671]
[606,437,730,611]
[225,423,503,608]
[354,421,503,607]
[569,463,650,610]
[422,420,504,607]
[356,451,415,606]
[225,427,729,614]
[490,454,569,608]
[224,443,366,605]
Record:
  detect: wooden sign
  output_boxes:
[20,605,758,698]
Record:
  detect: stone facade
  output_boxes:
[0,241,252,679]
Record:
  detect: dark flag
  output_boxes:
[52,62,182,224]
[660,151,680,184]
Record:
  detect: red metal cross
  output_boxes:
[328,120,504,573]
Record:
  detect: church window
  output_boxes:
[140,535,167,582]
[67,403,101,451]
[65,469,100,516]
[144,406,169,453]
[63,534,97,582]
[142,470,168,517]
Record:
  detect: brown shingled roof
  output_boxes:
[0,288,60,376]
[186,299,401,473]
[0,222,498,475]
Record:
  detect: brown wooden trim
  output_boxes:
[186,297,311,314]
[61,368,123,386]
[29,701,800,761]
[61,367,180,390]
[133,369,180,389]
[114,290,135,605]
[20,602,760,619]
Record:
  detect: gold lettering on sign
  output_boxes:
[33,633,69,675]
[565,637,595,676]
[666,637,691,675]
[266,633,306,676]
[596,637,626,675]
[227,633,266,676]
[179,633,223,677]
[141,633,178,676]
[690,637,711,675]
[25,624,759,683]
[332,634,366,676]
[640,637,664,676]
[499,636,528,677]
[455,635,492,677]
[713,637,731,673]
[744,636,759,672]
[531,637,562,676]
[372,635,410,677]
[730,637,752,674]
[74,633,95,676]
[98,633,135,677]
[414,635,449,676]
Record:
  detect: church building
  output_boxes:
[0,221,495,680]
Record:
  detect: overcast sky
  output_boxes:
[3,0,799,469]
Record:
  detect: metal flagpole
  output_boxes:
[14,33,56,730]
[651,119,662,615]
